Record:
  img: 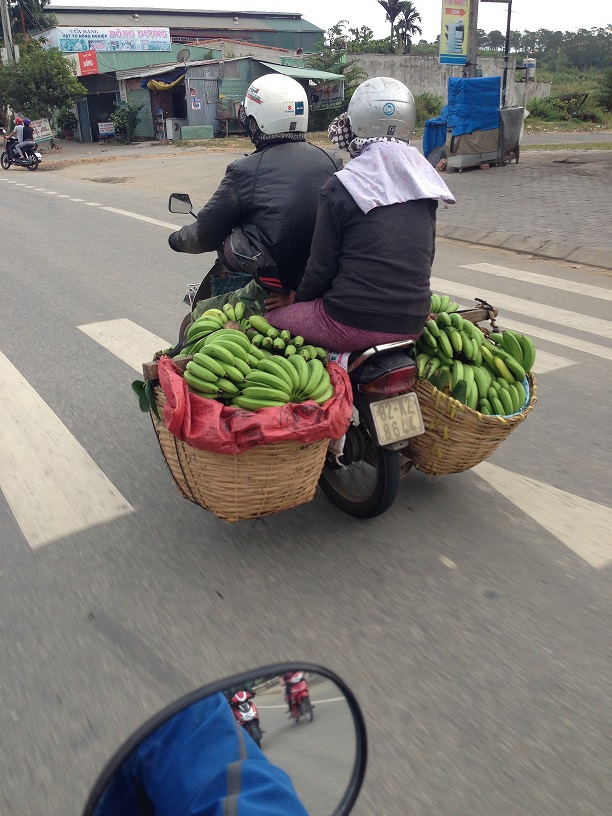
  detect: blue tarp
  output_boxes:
[423,112,448,158]
[445,76,501,136]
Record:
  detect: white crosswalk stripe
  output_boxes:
[432,276,612,339]
[461,263,612,302]
[78,319,170,373]
[0,351,133,549]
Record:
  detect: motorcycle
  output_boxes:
[286,670,314,724]
[229,689,263,747]
[0,130,43,170]
[81,663,367,816]
[167,193,498,520]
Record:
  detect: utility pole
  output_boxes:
[465,0,479,77]
[0,0,16,62]
[481,0,513,108]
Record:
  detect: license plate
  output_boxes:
[370,393,424,446]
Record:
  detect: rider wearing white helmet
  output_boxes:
[168,73,342,323]
[266,77,455,351]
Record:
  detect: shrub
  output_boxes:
[415,93,444,125]
[109,101,143,143]
[527,97,570,121]
[595,68,612,112]
[56,107,78,132]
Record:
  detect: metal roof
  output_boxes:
[257,62,343,81]
[47,7,323,33]
[93,42,218,74]
[115,57,231,80]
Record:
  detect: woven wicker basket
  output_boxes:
[405,374,537,476]
[150,386,328,522]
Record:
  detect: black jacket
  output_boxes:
[172,140,342,292]
[295,177,437,335]
[22,124,34,141]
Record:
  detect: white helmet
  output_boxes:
[244,74,308,135]
[347,77,416,141]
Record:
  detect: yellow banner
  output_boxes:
[439,0,470,65]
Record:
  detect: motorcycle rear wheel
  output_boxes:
[246,723,261,747]
[0,151,10,170]
[26,155,39,171]
[300,697,314,722]
[319,424,401,518]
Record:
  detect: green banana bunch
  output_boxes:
[416,315,535,417]
[176,317,336,411]
[430,292,459,314]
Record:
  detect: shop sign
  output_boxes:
[40,26,171,53]
[439,0,470,65]
[78,50,98,75]
[309,80,344,111]
[31,118,53,142]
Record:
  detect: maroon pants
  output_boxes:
[267,298,421,352]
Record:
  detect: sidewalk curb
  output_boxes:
[436,223,611,271]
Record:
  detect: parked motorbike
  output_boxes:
[229,689,263,747]
[0,130,43,170]
[286,670,314,724]
[81,663,366,816]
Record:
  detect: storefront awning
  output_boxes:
[258,61,343,81]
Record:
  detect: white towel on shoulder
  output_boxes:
[335,140,456,214]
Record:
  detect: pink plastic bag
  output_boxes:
[157,357,353,455]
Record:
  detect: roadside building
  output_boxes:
[36,7,330,142]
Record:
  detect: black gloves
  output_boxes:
[168,231,181,252]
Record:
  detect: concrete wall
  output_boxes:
[349,55,550,109]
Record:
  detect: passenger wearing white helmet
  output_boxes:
[266,77,456,352]
[168,73,342,323]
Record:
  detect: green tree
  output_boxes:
[394,2,422,54]
[306,22,367,128]
[0,0,55,40]
[487,30,506,51]
[378,0,410,52]
[6,40,86,121]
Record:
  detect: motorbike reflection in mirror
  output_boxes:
[169,192,194,215]
[82,663,367,816]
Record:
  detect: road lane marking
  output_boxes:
[70,198,85,201]
[258,697,346,709]
[44,190,58,195]
[85,202,100,206]
[101,206,180,230]
[461,263,612,302]
[432,276,612,340]
[492,315,612,363]
[473,462,612,569]
[530,349,574,374]
[78,319,170,372]
[57,194,71,198]
[0,351,133,548]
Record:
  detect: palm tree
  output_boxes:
[378,0,409,51]
[394,3,423,54]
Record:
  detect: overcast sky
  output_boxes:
[50,1,610,42]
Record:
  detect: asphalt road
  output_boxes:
[0,157,611,816]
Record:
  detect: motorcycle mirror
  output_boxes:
[82,663,367,816]
[169,192,193,215]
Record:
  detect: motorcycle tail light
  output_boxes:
[358,367,416,396]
